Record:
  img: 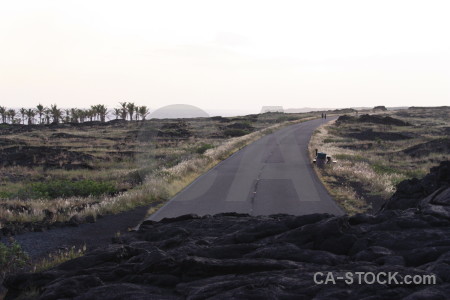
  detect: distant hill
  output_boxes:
[149,104,209,119]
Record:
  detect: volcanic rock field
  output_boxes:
[4,161,450,300]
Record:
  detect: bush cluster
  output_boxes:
[0,239,29,280]
[223,129,249,137]
[195,143,214,154]
[19,180,117,199]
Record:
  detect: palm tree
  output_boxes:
[0,106,6,123]
[44,108,51,125]
[64,109,71,123]
[95,105,108,122]
[70,108,78,123]
[36,104,45,124]
[126,102,136,121]
[87,109,95,122]
[119,102,128,120]
[79,109,87,123]
[19,108,26,124]
[26,109,36,125]
[113,108,121,120]
[138,106,150,121]
[7,109,16,124]
[90,105,98,121]
[50,104,62,124]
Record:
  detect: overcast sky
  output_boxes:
[1,0,449,114]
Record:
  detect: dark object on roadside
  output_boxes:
[313,149,336,167]
[317,152,327,160]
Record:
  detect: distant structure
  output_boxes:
[261,106,284,113]
[149,104,209,119]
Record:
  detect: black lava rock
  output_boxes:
[4,162,450,299]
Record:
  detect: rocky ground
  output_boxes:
[3,161,450,300]
[0,146,95,169]
[10,204,157,260]
[401,138,450,158]
[336,114,415,141]
[336,114,411,127]
[312,108,449,216]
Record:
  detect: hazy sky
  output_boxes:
[1,0,449,114]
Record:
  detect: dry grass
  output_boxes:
[0,114,314,224]
[32,245,86,273]
[309,107,450,214]
[309,123,372,214]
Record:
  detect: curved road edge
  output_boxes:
[147,117,344,221]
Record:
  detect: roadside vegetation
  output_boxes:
[310,106,450,214]
[0,107,316,232]
[32,245,86,273]
[0,238,85,298]
[0,238,29,281]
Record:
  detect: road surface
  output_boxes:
[148,118,343,221]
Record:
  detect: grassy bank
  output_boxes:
[309,107,450,214]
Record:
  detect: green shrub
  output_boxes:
[0,239,30,280]
[19,180,117,199]
[372,163,398,175]
[126,170,144,185]
[224,129,249,137]
[334,154,368,162]
[0,190,14,199]
[125,167,154,185]
[195,143,214,154]
[164,155,183,168]
[403,169,427,179]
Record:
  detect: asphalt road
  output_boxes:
[148,117,343,221]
